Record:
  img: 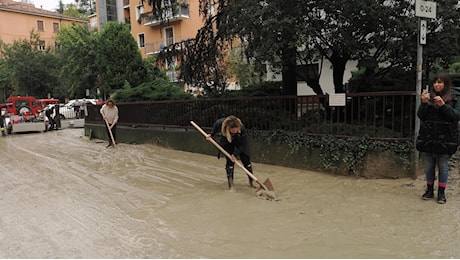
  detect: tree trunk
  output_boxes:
[305,78,323,95]
[281,45,298,96]
[330,52,348,94]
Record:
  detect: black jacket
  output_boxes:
[416,90,460,155]
[210,117,251,157]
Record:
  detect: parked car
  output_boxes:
[59,99,99,119]
[38,98,60,109]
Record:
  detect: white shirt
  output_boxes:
[100,104,119,124]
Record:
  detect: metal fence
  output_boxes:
[86,91,416,141]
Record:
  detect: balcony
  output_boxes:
[144,36,192,55]
[142,5,190,27]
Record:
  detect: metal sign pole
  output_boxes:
[415,18,423,160]
[414,0,436,163]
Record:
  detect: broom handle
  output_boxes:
[190,121,268,190]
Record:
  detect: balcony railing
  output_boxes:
[142,5,190,26]
[144,36,192,54]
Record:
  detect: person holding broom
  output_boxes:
[100,99,119,148]
[207,115,256,190]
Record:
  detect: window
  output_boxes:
[166,57,177,69]
[39,41,46,51]
[165,27,174,46]
[105,0,118,21]
[166,58,178,82]
[37,20,44,31]
[53,22,60,33]
[138,33,145,48]
[136,5,144,21]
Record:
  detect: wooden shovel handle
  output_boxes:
[190,121,269,190]
[104,118,116,148]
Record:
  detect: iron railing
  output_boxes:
[86,91,417,141]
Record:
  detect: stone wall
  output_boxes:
[85,123,416,179]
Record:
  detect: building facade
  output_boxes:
[93,0,202,53]
[0,0,86,49]
[93,0,126,31]
[94,0,356,95]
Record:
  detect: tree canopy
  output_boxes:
[155,0,460,95]
[0,31,60,98]
[55,22,148,100]
[0,22,171,102]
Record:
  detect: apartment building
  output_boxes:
[93,0,354,95]
[94,0,202,54]
[93,0,126,30]
[93,0,204,83]
[0,0,86,49]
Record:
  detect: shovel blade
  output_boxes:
[256,178,274,192]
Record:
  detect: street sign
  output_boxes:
[415,0,436,19]
[420,20,427,45]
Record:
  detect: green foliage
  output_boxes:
[450,63,460,74]
[96,22,148,96]
[56,22,148,100]
[63,5,88,19]
[58,0,95,17]
[226,50,261,88]
[0,21,187,103]
[252,129,413,175]
[444,62,460,87]
[424,0,460,70]
[112,77,192,102]
[185,0,460,95]
[0,58,14,102]
[0,31,60,98]
[55,23,99,98]
[348,68,415,92]
[451,73,460,88]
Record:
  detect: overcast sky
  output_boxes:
[31,0,74,11]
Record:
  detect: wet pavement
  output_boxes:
[0,128,459,258]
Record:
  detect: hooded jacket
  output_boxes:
[210,117,251,157]
[416,87,460,155]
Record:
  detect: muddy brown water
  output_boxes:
[0,128,459,258]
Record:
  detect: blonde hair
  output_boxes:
[221,115,243,143]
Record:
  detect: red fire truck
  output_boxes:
[3,96,48,134]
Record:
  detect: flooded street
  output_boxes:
[0,128,459,258]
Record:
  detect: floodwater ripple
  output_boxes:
[0,129,459,258]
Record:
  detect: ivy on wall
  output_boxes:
[251,129,414,175]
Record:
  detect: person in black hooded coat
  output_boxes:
[207,115,256,190]
[416,72,460,204]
